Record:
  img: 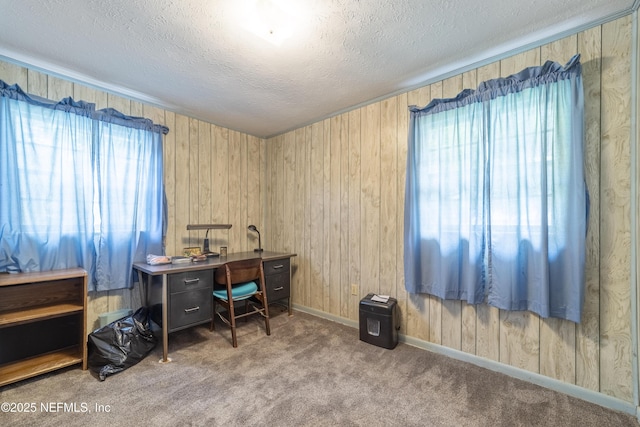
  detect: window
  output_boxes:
[404,55,587,322]
[0,82,168,291]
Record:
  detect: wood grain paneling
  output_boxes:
[396,92,409,335]
[211,124,230,248]
[269,133,283,252]
[197,121,212,240]
[339,113,351,319]
[48,76,73,103]
[600,15,633,402]
[329,115,344,316]
[380,96,398,299]
[188,118,200,247]
[361,103,381,300]
[27,69,47,97]
[310,121,324,311]
[174,114,190,252]
[323,119,332,312]
[281,132,295,254]
[348,109,362,320]
[0,61,27,86]
[228,131,244,250]
[293,127,309,308]
[163,111,177,255]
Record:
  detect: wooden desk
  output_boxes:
[132,251,296,362]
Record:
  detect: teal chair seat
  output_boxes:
[213,281,258,301]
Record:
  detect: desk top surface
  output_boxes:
[132,251,296,276]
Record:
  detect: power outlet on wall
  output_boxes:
[351,284,359,296]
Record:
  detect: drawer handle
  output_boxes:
[273,286,284,291]
[272,265,284,269]
[183,278,200,285]
[184,306,200,313]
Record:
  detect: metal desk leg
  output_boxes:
[136,270,170,362]
[288,268,293,316]
[136,270,149,307]
[160,274,171,363]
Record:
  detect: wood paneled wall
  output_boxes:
[264,15,635,402]
[0,62,266,334]
[0,12,635,405]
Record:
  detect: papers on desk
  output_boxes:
[371,294,390,303]
[146,254,171,265]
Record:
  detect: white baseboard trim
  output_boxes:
[293,304,638,417]
[293,304,359,328]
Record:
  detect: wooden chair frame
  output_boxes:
[210,258,270,347]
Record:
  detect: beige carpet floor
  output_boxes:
[1,309,638,427]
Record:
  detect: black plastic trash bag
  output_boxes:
[88,306,157,381]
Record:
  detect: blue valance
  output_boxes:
[0,80,168,133]
[0,80,95,116]
[410,54,582,116]
[94,107,169,135]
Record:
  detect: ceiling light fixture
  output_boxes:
[242,0,296,46]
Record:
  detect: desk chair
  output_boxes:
[210,258,270,347]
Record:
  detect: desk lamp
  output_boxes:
[248,225,263,252]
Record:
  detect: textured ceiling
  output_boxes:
[0,0,635,138]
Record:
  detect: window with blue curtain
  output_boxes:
[404,55,587,323]
[0,81,168,291]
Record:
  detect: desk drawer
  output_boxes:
[168,270,213,294]
[265,272,290,303]
[264,259,290,276]
[169,288,212,331]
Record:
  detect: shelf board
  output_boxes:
[0,268,87,286]
[0,346,83,387]
[0,303,84,328]
[186,224,232,230]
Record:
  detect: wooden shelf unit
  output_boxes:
[0,268,88,387]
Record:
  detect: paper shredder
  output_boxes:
[359,293,399,349]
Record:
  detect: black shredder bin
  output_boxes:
[359,293,399,349]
